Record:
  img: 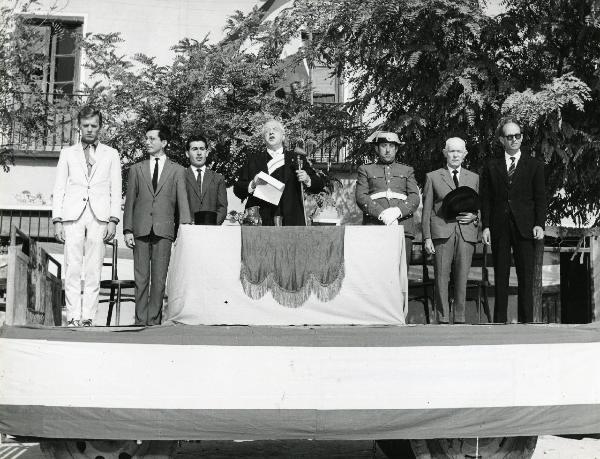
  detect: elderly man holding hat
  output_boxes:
[355,131,420,265]
[422,137,479,324]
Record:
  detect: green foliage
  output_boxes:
[278,0,502,175]
[78,7,360,189]
[4,0,600,225]
[274,0,600,225]
[494,0,600,225]
[0,0,80,171]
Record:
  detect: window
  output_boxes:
[6,17,85,152]
[23,17,83,96]
[301,31,344,104]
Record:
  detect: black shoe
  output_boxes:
[67,319,80,327]
[81,319,93,327]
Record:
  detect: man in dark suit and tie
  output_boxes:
[184,134,227,225]
[481,117,546,323]
[422,137,479,324]
[234,120,323,226]
[123,123,192,325]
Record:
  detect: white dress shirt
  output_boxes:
[505,150,521,170]
[448,165,462,184]
[150,154,167,181]
[192,165,206,182]
[267,146,284,160]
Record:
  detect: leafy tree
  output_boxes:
[0,0,80,171]
[79,6,359,189]
[275,0,600,225]
[5,0,600,225]
[494,0,600,225]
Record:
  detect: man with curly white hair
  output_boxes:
[234,119,323,225]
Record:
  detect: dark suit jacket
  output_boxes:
[123,158,192,240]
[480,154,546,239]
[185,167,228,225]
[422,167,479,243]
[233,150,324,226]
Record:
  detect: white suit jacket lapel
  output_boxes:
[74,144,88,179]
[88,143,103,181]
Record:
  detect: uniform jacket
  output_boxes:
[52,142,122,222]
[233,150,324,226]
[480,155,546,239]
[123,158,192,241]
[355,161,421,237]
[185,167,228,225]
[422,167,479,243]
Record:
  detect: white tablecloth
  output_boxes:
[166,225,407,325]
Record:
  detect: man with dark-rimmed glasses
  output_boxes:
[481,117,546,323]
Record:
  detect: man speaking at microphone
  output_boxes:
[355,131,420,266]
[234,119,323,225]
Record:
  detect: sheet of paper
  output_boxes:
[254,171,285,205]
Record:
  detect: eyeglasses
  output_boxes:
[503,133,522,141]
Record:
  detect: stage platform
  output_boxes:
[1,323,599,440]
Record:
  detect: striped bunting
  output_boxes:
[0,324,599,440]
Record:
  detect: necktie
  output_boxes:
[152,158,159,192]
[83,144,95,175]
[196,167,202,193]
[452,169,459,188]
[508,157,516,181]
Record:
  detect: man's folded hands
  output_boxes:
[379,207,401,225]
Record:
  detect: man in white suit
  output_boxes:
[422,137,479,324]
[52,106,122,326]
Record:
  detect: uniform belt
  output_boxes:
[370,191,407,200]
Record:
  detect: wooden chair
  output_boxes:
[464,242,491,323]
[408,241,435,324]
[99,240,135,326]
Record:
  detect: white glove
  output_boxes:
[379,207,401,225]
[378,208,393,225]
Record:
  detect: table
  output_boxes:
[166,226,407,325]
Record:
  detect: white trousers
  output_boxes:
[63,205,107,322]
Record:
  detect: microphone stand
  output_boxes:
[295,145,308,226]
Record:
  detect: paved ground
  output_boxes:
[2,436,599,458]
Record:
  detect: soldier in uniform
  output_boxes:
[355,131,420,265]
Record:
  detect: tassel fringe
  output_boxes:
[240,262,345,308]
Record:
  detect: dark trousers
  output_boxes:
[133,232,172,325]
[490,214,535,323]
[432,229,475,324]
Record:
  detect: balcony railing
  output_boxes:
[1,92,88,154]
[0,206,54,244]
[310,134,348,165]
[1,91,361,165]
[309,101,364,167]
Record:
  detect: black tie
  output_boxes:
[152,158,159,192]
[452,169,459,188]
[508,157,516,182]
[196,167,202,193]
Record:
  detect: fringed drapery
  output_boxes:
[240,226,345,307]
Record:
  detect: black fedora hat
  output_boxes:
[194,210,218,225]
[442,186,480,220]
